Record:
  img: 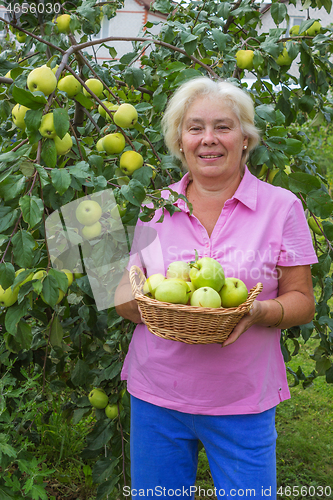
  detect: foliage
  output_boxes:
[0,0,333,497]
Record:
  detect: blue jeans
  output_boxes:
[129,396,277,499]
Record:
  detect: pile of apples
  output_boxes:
[143,256,249,309]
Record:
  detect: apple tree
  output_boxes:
[0,0,333,497]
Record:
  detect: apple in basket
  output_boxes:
[190,286,222,308]
[166,260,191,281]
[167,278,195,304]
[219,278,248,308]
[143,273,165,298]
[189,256,225,292]
[154,279,189,305]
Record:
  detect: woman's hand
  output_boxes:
[222,299,263,347]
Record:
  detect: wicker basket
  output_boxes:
[130,265,263,345]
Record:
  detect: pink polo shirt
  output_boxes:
[121,167,318,415]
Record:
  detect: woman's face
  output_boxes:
[180,96,248,181]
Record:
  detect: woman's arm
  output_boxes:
[114,270,143,324]
[223,264,315,346]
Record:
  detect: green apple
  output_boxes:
[15,268,34,288]
[306,20,321,36]
[143,273,165,298]
[185,281,195,303]
[105,403,122,419]
[27,66,57,96]
[166,261,190,281]
[57,75,81,97]
[39,113,56,138]
[54,14,71,33]
[33,270,47,280]
[190,286,222,308]
[219,278,248,308]
[154,279,189,304]
[289,25,300,35]
[76,200,102,225]
[96,138,104,151]
[103,133,126,155]
[54,133,73,155]
[83,78,104,98]
[16,31,27,43]
[308,216,323,235]
[61,269,74,287]
[54,289,65,305]
[12,103,29,129]
[88,388,108,409]
[189,257,225,292]
[119,150,144,175]
[98,102,118,118]
[276,48,292,66]
[0,284,19,307]
[114,103,138,128]
[82,221,102,239]
[235,49,254,70]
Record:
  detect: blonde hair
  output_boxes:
[161,77,260,168]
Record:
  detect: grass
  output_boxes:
[195,336,333,500]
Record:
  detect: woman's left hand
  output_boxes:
[222,300,262,347]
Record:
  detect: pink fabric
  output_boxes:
[121,167,318,415]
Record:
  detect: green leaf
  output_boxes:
[19,195,44,228]
[123,67,144,89]
[180,32,198,56]
[50,316,64,347]
[211,29,229,51]
[153,92,167,113]
[5,301,30,334]
[86,420,114,450]
[0,262,15,289]
[35,164,50,187]
[0,175,26,201]
[15,320,32,351]
[41,275,60,306]
[24,108,44,135]
[287,173,321,194]
[307,189,333,218]
[121,179,146,207]
[53,108,69,139]
[41,139,57,169]
[71,359,92,387]
[74,92,94,110]
[92,457,118,484]
[0,207,18,233]
[96,476,119,500]
[271,2,288,25]
[12,231,35,268]
[255,104,276,123]
[12,86,47,110]
[51,168,71,196]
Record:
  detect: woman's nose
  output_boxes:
[202,127,218,144]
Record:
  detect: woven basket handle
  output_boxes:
[130,265,146,298]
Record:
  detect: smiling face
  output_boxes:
[180,96,248,182]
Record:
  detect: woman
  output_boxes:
[115,77,317,499]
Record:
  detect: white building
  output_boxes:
[87,0,167,62]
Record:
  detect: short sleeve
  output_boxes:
[277,198,318,266]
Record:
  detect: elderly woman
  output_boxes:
[115,77,317,499]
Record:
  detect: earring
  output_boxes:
[243,145,247,150]
[180,148,183,153]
